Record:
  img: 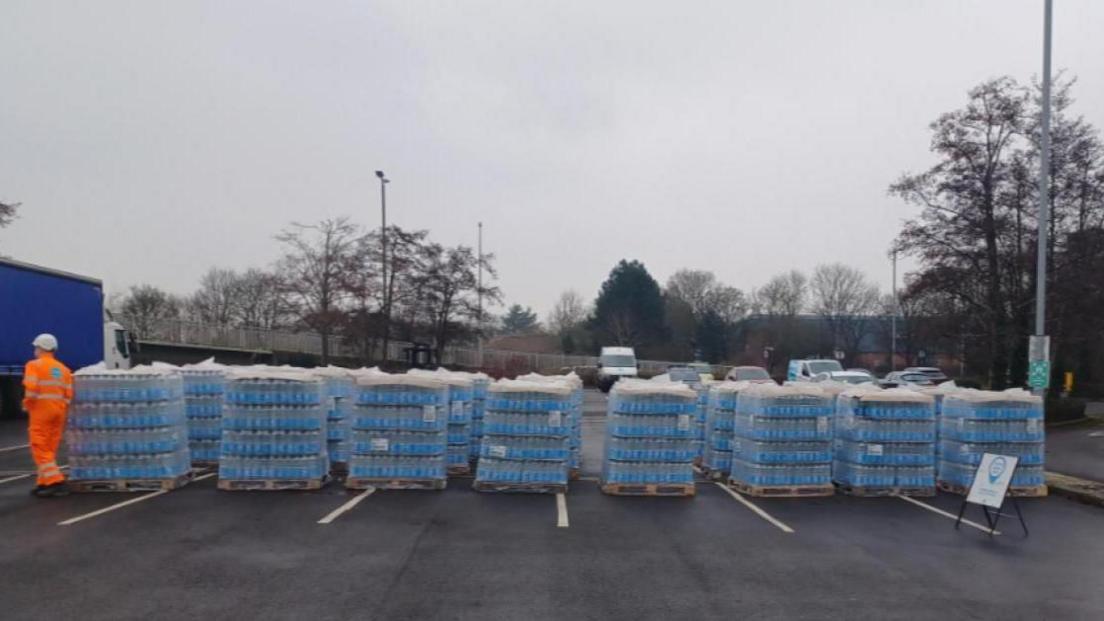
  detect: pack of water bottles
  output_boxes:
[832,387,936,494]
[937,389,1046,491]
[218,369,329,484]
[68,366,191,482]
[475,379,572,492]
[702,382,744,477]
[729,383,834,492]
[410,369,475,475]
[518,372,584,474]
[601,380,698,489]
[311,366,354,471]
[346,373,449,488]
[180,359,226,465]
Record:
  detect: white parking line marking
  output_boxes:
[715,482,795,534]
[0,473,33,485]
[0,465,68,486]
[57,472,216,526]
[894,494,1000,535]
[0,443,30,453]
[317,488,376,524]
[556,493,569,528]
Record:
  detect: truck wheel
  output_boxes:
[0,376,24,420]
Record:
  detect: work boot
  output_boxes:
[48,482,71,497]
[32,485,53,498]
[30,485,47,497]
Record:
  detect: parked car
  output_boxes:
[811,371,876,385]
[902,366,949,384]
[880,371,936,388]
[724,366,775,384]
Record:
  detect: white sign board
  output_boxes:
[966,453,1019,509]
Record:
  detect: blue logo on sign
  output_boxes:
[988,457,1007,484]
[50,368,62,379]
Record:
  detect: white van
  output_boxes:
[787,359,844,382]
[597,346,638,392]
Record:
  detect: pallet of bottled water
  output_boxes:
[727,383,834,497]
[702,382,744,480]
[410,369,476,476]
[474,379,572,494]
[832,387,936,497]
[601,380,697,497]
[217,369,329,491]
[470,374,490,460]
[692,383,709,466]
[346,373,449,490]
[937,389,1047,497]
[312,366,354,475]
[518,372,584,478]
[68,366,193,492]
[180,360,226,466]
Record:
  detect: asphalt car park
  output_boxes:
[1,390,1102,620]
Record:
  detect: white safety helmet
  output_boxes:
[32,333,58,351]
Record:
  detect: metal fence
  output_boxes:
[120,315,727,376]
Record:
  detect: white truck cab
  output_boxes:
[597,346,638,392]
[103,311,132,370]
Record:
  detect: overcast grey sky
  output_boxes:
[2,1,1102,318]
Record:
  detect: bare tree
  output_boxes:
[547,290,587,335]
[234,268,289,329]
[120,284,183,338]
[810,263,881,364]
[423,244,501,360]
[275,217,361,364]
[189,268,240,325]
[753,271,807,317]
[0,200,17,228]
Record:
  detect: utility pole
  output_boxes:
[375,170,389,362]
[477,221,484,367]
[891,249,898,372]
[1030,0,1053,396]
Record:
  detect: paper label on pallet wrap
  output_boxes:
[452,401,463,416]
[489,445,507,458]
[1026,419,1039,433]
[678,414,691,431]
[817,417,829,433]
[867,443,884,456]
[548,410,562,427]
[423,405,437,422]
[371,438,389,452]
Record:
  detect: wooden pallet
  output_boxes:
[728,480,834,498]
[447,465,473,477]
[937,480,1049,498]
[345,477,446,491]
[217,476,329,491]
[600,482,695,497]
[473,481,567,494]
[70,470,195,493]
[836,483,935,498]
[190,460,219,470]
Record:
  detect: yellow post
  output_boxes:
[1064,371,1074,393]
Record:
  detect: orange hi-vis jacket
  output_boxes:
[23,352,73,486]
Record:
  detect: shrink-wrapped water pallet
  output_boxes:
[833,387,936,496]
[68,367,192,492]
[180,361,225,466]
[601,380,697,496]
[218,369,329,491]
[345,373,449,490]
[937,389,1047,497]
[729,383,835,497]
[474,379,571,493]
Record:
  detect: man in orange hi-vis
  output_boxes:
[22,333,72,497]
